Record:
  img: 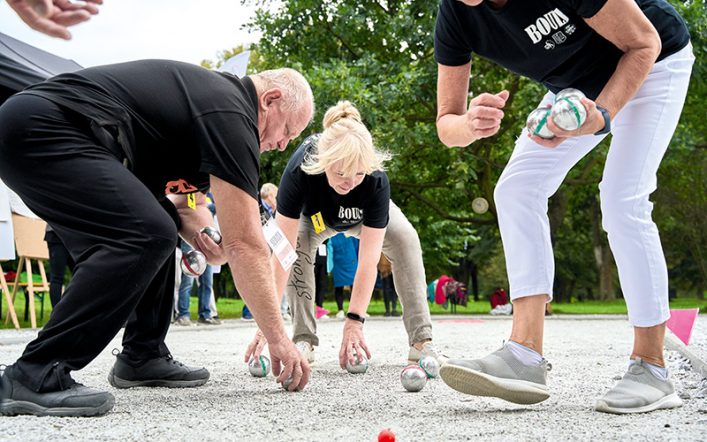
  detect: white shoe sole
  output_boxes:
[440,363,549,405]
[595,392,683,414]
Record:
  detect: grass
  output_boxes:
[1,290,705,330]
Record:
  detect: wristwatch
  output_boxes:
[346,312,365,324]
[594,106,611,135]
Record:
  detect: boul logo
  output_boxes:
[524,8,570,44]
[338,206,363,222]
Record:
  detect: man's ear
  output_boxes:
[261,88,283,109]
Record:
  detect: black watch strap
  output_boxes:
[346,312,365,324]
[594,106,611,135]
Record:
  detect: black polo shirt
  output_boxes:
[20,59,261,199]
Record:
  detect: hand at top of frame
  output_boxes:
[8,0,103,40]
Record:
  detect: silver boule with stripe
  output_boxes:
[552,92,587,131]
[248,355,270,377]
[526,107,555,139]
[419,356,440,378]
[180,250,207,277]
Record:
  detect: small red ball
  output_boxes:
[378,429,396,442]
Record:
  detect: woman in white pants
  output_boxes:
[245,101,444,370]
[434,0,693,414]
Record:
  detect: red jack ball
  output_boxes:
[378,429,395,442]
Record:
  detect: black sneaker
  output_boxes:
[107,352,209,389]
[0,365,114,417]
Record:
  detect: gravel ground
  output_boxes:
[0,315,705,441]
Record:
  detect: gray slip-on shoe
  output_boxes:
[595,357,683,414]
[440,344,551,405]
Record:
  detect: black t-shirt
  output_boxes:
[434,0,690,99]
[20,60,260,200]
[277,135,390,231]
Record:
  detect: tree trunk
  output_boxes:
[591,198,617,300]
[549,191,569,303]
[470,263,479,302]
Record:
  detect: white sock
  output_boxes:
[506,340,543,365]
[630,359,668,380]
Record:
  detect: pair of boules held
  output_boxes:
[180,226,222,277]
[526,88,588,139]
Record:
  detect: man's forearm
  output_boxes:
[229,240,289,344]
[437,113,475,147]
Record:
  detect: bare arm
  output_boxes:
[436,62,509,147]
[210,175,310,389]
[269,214,301,303]
[347,226,387,316]
[540,0,662,145]
[243,213,301,363]
[586,0,661,118]
[338,225,386,368]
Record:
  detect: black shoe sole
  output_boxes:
[0,396,115,417]
[107,368,209,389]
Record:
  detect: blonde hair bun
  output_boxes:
[322,100,362,129]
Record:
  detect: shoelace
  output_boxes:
[164,355,185,367]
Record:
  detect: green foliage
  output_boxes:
[238,0,705,299]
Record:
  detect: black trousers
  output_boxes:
[45,231,75,309]
[0,94,178,392]
[313,259,328,308]
[382,275,398,312]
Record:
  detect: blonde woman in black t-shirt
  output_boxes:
[245,101,445,370]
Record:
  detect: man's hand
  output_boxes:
[8,0,103,40]
[529,97,605,148]
[268,338,310,391]
[244,329,268,363]
[463,90,509,141]
[338,319,371,369]
[192,229,227,266]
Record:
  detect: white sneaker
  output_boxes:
[174,316,193,326]
[408,341,448,365]
[295,341,315,364]
[281,312,292,322]
[335,310,345,320]
[595,358,683,414]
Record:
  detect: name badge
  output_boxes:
[311,212,326,234]
[187,193,197,210]
[262,218,297,271]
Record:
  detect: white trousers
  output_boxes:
[495,44,694,327]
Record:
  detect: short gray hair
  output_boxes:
[254,68,314,118]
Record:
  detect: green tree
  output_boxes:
[241,0,705,300]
